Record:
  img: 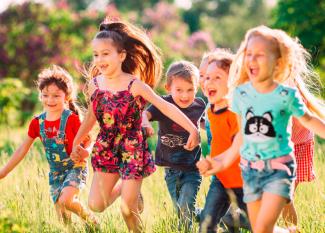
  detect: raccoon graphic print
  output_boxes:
[244,110,276,142]
[231,82,306,161]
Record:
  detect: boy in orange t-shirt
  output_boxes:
[197,49,250,233]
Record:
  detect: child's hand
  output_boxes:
[71,145,88,163]
[201,157,224,176]
[143,126,155,137]
[75,145,89,162]
[184,130,200,151]
[196,158,211,175]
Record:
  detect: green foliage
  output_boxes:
[0,78,30,126]
[200,0,270,51]
[272,0,325,65]
[0,208,28,233]
[0,2,103,87]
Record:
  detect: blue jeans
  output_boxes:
[164,168,202,232]
[199,176,250,233]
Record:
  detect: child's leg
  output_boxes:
[58,186,97,224]
[282,200,297,226]
[120,178,143,233]
[177,171,201,231]
[164,168,180,207]
[199,177,230,233]
[250,192,288,233]
[88,172,120,212]
[54,202,71,224]
[282,177,299,226]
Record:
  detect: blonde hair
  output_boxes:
[37,65,81,116]
[166,60,199,88]
[86,19,162,89]
[229,25,325,118]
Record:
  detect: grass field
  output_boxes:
[0,126,324,233]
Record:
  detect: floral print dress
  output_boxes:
[90,78,156,179]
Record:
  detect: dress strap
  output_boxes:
[127,79,137,91]
[93,77,99,88]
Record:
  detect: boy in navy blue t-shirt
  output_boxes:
[146,60,206,231]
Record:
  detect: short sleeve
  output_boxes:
[228,112,239,140]
[289,89,306,118]
[66,113,82,136]
[230,88,241,115]
[28,118,40,139]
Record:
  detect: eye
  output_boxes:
[42,94,48,97]
[249,123,258,133]
[259,125,268,134]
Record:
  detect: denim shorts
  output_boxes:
[240,159,296,203]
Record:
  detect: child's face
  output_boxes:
[244,35,279,85]
[199,58,209,92]
[166,77,197,108]
[92,38,126,77]
[204,62,229,105]
[40,84,67,114]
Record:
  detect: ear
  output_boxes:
[246,110,254,120]
[165,84,171,92]
[119,50,127,62]
[263,111,273,122]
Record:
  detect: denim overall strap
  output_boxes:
[38,112,47,142]
[39,110,74,172]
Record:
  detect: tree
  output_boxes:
[272,0,325,66]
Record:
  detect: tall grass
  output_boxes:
[0,127,324,232]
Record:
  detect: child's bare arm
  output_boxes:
[297,112,325,138]
[132,81,199,150]
[0,136,34,179]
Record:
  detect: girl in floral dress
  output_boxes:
[72,19,200,233]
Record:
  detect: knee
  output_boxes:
[57,195,72,208]
[88,198,106,213]
[120,199,137,218]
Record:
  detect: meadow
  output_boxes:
[0,126,324,233]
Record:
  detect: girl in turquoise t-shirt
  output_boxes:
[197,25,325,233]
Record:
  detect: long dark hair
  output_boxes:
[87,19,163,88]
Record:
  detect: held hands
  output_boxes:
[143,126,155,137]
[196,156,224,176]
[184,130,200,151]
[71,145,89,163]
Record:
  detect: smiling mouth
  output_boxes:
[100,65,109,69]
[208,89,217,97]
[249,68,259,76]
[47,105,57,107]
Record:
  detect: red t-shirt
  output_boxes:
[28,113,81,155]
[208,107,243,188]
